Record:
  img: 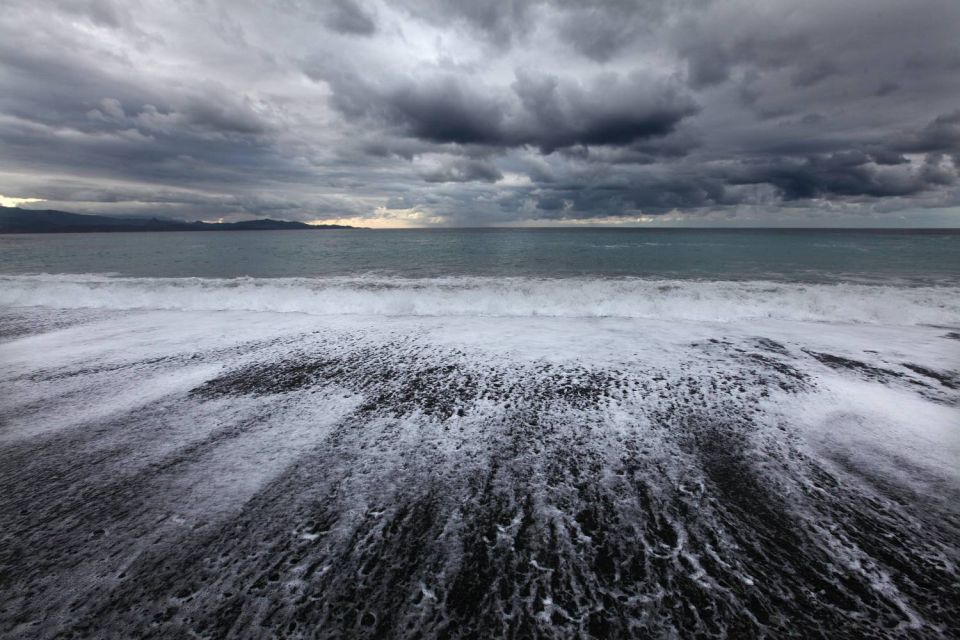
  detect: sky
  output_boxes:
[1,0,960,227]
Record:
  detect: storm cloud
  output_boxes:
[313,65,698,151]
[1,0,959,225]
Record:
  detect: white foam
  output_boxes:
[776,375,960,484]
[1,274,957,326]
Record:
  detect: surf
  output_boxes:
[1,274,958,326]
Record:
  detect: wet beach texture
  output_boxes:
[1,307,958,639]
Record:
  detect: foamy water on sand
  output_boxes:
[1,274,958,638]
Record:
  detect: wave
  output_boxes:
[1,274,958,325]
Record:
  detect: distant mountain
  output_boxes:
[0,207,356,233]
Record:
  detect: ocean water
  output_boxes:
[1,229,959,638]
[1,227,958,282]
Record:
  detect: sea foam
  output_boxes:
[1,273,958,326]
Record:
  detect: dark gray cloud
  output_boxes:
[321,0,377,35]
[313,66,698,152]
[1,0,959,225]
[893,111,960,154]
[724,152,954,201]
[553,1,664,63]
[422,158,503,183]
[509,71,698,152]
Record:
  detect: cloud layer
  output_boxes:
[1,0,959,225]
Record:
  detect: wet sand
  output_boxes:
[1,308,958,638]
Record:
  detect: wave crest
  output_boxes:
[1,274,957,325]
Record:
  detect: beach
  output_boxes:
[1,259,958,637]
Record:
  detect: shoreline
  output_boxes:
[1,307,957,637]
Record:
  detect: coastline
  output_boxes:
[1,301,957,637]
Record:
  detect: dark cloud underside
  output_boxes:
[1,0,959,225]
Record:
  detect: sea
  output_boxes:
[1,228,958,638]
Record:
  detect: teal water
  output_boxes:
[1,229,958,284]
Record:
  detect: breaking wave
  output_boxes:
[1,274,958,326]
